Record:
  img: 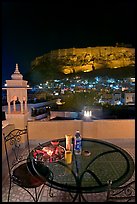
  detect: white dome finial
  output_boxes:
[15,63,20,73]
[11,63,23,80]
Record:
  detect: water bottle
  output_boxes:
[74,130,82,155]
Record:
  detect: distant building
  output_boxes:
[112,93,122,105]
[99,94,112,105]
[122,87,128,91]
[130,78,135,83]
[124,93,135,105]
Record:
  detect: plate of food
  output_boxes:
[33,144,65,163]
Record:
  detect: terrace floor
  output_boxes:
[2,139,135,202]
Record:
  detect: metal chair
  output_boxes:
[3,127,48,202]
[106,180,135,202]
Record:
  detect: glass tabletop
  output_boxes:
[27,138,135,193]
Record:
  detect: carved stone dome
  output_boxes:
[11,64,23,80]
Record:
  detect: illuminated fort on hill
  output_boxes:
[31,46,135,75]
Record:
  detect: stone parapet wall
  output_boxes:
[27,119,135,144]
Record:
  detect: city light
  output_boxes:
[84,110,92,117]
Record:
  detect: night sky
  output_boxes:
[2,1,135,85]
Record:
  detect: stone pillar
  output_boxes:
[20,101,24,113]
[13,100,16,112]
[25,101,27,112]
[8,102,11,114]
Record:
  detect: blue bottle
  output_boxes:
[74,130,82,155]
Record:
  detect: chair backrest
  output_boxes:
[3,127,30,178]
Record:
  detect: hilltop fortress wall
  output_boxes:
[33,47,135,75]
[47,47,135,73]
[49,47,135,58]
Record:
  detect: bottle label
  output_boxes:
[74,138,81,151]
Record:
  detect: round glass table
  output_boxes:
[27,138,134,202]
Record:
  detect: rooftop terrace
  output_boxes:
[2,139,135,202]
